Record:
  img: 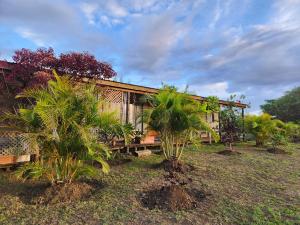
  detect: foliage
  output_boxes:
[97,118,135,145]
[1,71,127,184]
[245,113,294,148]
[205,96,220,112]
[268,119,288,149]
[245,113,274,146]
[15,154,97,184]
[1,48,117,95]
[220,95,243,150]
[143,85,218,161]
[261,86,300,123]
[285,122,300,143]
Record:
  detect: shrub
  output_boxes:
[220,95,243,150]
[285,122,300,142]
[143,85,218,162]
[269,120,288,149]
[2,71,127,184]
[245,113,274,146]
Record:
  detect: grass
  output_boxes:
[0,142,300,224]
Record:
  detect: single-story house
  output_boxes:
[0,60,247,143]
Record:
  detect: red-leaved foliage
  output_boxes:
[1,48,116,95]
[58,52,116,79]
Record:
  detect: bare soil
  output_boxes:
[140,161,203,212]
[140,184,205,211]
[158,159,196,173]
[267,147,288,154]
[19,180,102,205]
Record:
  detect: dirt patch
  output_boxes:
[140,185,205,211]
[155,159,196,173]
[164,171,193,186]
[33,182,94,204]
[267,148,287,154]
[217,150,241,156]
[19,180,102,205]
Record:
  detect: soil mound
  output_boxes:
[32,182,94,204]
[140,185,204,211]
[159,160,195,173]
[217,150,241,156]
[267,148,287,154]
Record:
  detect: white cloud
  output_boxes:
[16,27,46,46]
[188,82,240,99]
[106,1,128,17]
[80,2,98,25]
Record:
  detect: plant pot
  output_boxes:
[133,136,141,144]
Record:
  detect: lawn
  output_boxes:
[0,142,300,225]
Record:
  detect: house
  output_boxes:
[81,77,247,144]
[0,60,247,144]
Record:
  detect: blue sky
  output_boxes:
[0,0,300,113]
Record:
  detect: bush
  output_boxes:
[143,85,218,162]
[2,71,128,184]
[285,122,300,143]
[245,113,274,146]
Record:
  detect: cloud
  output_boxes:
[0,0,111,51]
[119,1,202,74]
[0,0,299,113]
[80,2,98,25]
[16,28,47,46]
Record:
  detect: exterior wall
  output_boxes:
[98,88,221,143]
[200,112,220,141]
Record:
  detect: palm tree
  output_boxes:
[245,113,274,146]
[143,85,218,163]
[2,71,128,184]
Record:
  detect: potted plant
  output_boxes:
[133,130,143,144]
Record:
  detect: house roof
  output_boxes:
[0,60,247,108]
[81,78,247,108]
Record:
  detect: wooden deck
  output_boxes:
[111,142,161,153]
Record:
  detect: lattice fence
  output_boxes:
[99,88,123,103]
[0,132,38,156]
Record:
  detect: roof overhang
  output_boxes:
[81,78,247,108]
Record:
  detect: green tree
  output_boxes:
[2,72,127,184]
[205,96,220,112]
[143,85,218,163]
[245,113,274,146]
[261,87,300,123]
[285,122,300,142]
[268,119,288,150]
[220,96,243,151]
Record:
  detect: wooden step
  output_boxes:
[134,150,152,157]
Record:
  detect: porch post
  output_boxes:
[242,108,245,142]
[218,110,221,139]
[141,103,144,134]
[126,92,130,124]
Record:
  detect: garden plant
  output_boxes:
[2,71,129,185]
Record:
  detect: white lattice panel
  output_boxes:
[0,132,38,156]
[99,88,123,103]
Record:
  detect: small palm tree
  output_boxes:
[245,113,274,146]
[143,85,218,163]
[2,71,127,184]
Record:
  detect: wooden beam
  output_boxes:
[80,77,248,108]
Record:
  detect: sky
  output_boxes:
[0,0,300,113]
